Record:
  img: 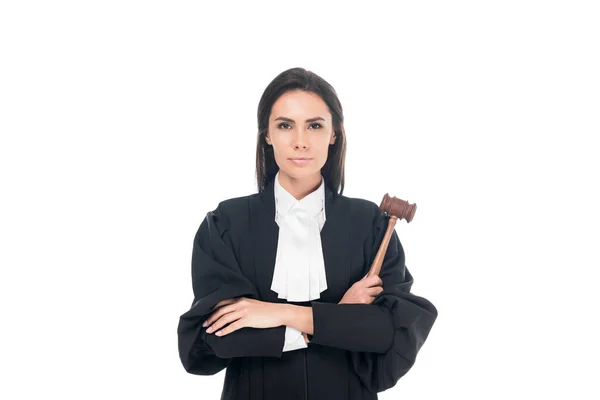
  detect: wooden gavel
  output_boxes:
[366,194,416,277]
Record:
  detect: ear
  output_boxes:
[329,132,336,145]
[265,134,272,145]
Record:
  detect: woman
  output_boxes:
[177,67,437,400]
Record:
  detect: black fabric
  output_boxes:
[177,178,438,399]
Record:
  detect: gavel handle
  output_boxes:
[367,215,398,277]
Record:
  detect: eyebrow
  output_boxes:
[273,116,326,123]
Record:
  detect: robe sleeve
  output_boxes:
[308,206,438,393]
[177,203,286,375]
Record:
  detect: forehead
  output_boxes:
[270,90,330,120]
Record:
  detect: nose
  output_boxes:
[292,130,308,149]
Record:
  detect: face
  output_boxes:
[265,90,336,187]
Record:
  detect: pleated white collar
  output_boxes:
[270,171,328,301]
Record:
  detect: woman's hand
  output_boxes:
[202,297,285,337]
[338,274,384,305]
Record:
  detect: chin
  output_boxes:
[279,166,321,180]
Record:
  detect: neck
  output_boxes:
[278,171,322,201]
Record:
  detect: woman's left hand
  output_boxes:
[203,297,285,337]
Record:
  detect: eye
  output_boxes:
[309,123,322,129]
[278,123,291,130]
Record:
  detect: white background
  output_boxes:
[1,1,599,399]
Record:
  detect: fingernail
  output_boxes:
[206,327,212,333]
[202,321,207,327]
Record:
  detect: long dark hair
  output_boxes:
[255,67,347,195]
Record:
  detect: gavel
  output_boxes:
[366,194,416,277]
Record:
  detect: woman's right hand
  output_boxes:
[338,274,384,305]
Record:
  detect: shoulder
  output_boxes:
[193,193,255,240]
[336,193,381,217]
[207,192,256,222]
[334,193,387,229]
[215,193,253,213]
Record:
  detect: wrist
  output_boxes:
[283,304,314,336]
[279,303,293,326]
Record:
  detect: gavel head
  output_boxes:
[379,194,416,222]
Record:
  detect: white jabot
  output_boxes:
[270,171,328,302]
[270,171,329,352]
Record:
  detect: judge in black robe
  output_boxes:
[177,176,438,400]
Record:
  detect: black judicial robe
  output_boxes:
[177,178,438,400]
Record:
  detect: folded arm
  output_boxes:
[306,208,438,393]
[177,204,288,375]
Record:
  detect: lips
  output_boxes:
[289,158,312,166]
